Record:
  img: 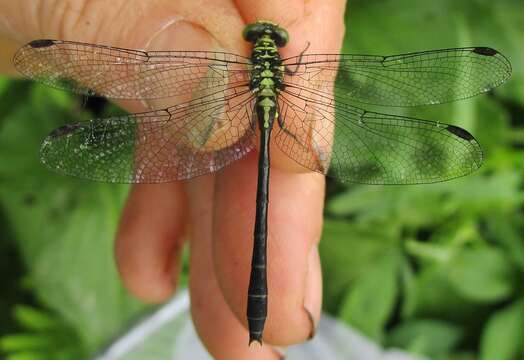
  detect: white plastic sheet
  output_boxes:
[93,290,425,360]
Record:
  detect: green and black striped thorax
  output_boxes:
[243,21,288,129]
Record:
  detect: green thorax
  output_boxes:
[243,21,289,129]
[250,36,285,129]
[251,35,284,93]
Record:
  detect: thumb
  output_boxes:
[0,0,246,75]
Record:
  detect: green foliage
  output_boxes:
[480,298,524,360]
[0,305,85,359]
[346,0,524,106]
[448,247,515,303]
[0,1,523,359]
[387,319,463,358]
[339,247,400,341]
[0,82,146,356]
[318,1,524,358]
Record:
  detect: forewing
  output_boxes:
[14,39,251,100]
[282,47,511,106]
[276,87,483,184]
[41,87,256,183]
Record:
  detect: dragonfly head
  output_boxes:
[243,21,289,47]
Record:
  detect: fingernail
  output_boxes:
[304,306,316,340]
[142,19,219,111]
[303,245,321,340]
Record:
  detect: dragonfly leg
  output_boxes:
[276,109,306,148]
[250,103,258,132]
[276,105,329,173]
[285,42,310,75]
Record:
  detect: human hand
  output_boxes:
[0,1,346,358]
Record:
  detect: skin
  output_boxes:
[0,0,346,358]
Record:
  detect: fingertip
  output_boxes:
[115,230,179,303]
[115,183,187,303]
[304,245,322,339]
[234,0,304,26]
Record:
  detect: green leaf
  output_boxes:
[440,352,476,360]
[0,334,55,351]
[409,266,488,323]
[328,170,522,228]
[484,214,524,271]
[319,220,398,312]
[400,261,417,318]
[0,304,86,359]
[405,240,455,264]
[472,98,511,153]
[480,298,524,360]
[5,352,47,360]
[448,247,515,303]
[0,80,32,122]
[13,306,60,331]
[0,76,10,93]
[387,319,463,358]
[339,249,400,341]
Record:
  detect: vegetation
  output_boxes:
[1,1,523,358]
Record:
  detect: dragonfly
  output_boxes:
[13,20,511,345]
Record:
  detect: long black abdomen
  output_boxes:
[247,124,272,345]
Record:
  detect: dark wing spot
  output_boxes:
[446,125,475,141]
[473,47,498,56]
[28,39,55,48]
[49,124,83,138]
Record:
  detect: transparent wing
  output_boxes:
[282,47,511,106]
[275,86,482,184]
[40,87,256,183]
[14,39,251,100]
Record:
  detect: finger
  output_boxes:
[0,0,248,73]
[233,0,305,26]
[0,0,244,49]
[115,183,187,303]
[186,175,283,359]
[213,152,325,345]
[0,37,21,75]
[234,0,346,63]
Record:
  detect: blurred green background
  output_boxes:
[1,0,523,359]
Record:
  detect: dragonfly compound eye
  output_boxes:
[242,23,266,43]
[243,21,289,47]
[273,27,289,47]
